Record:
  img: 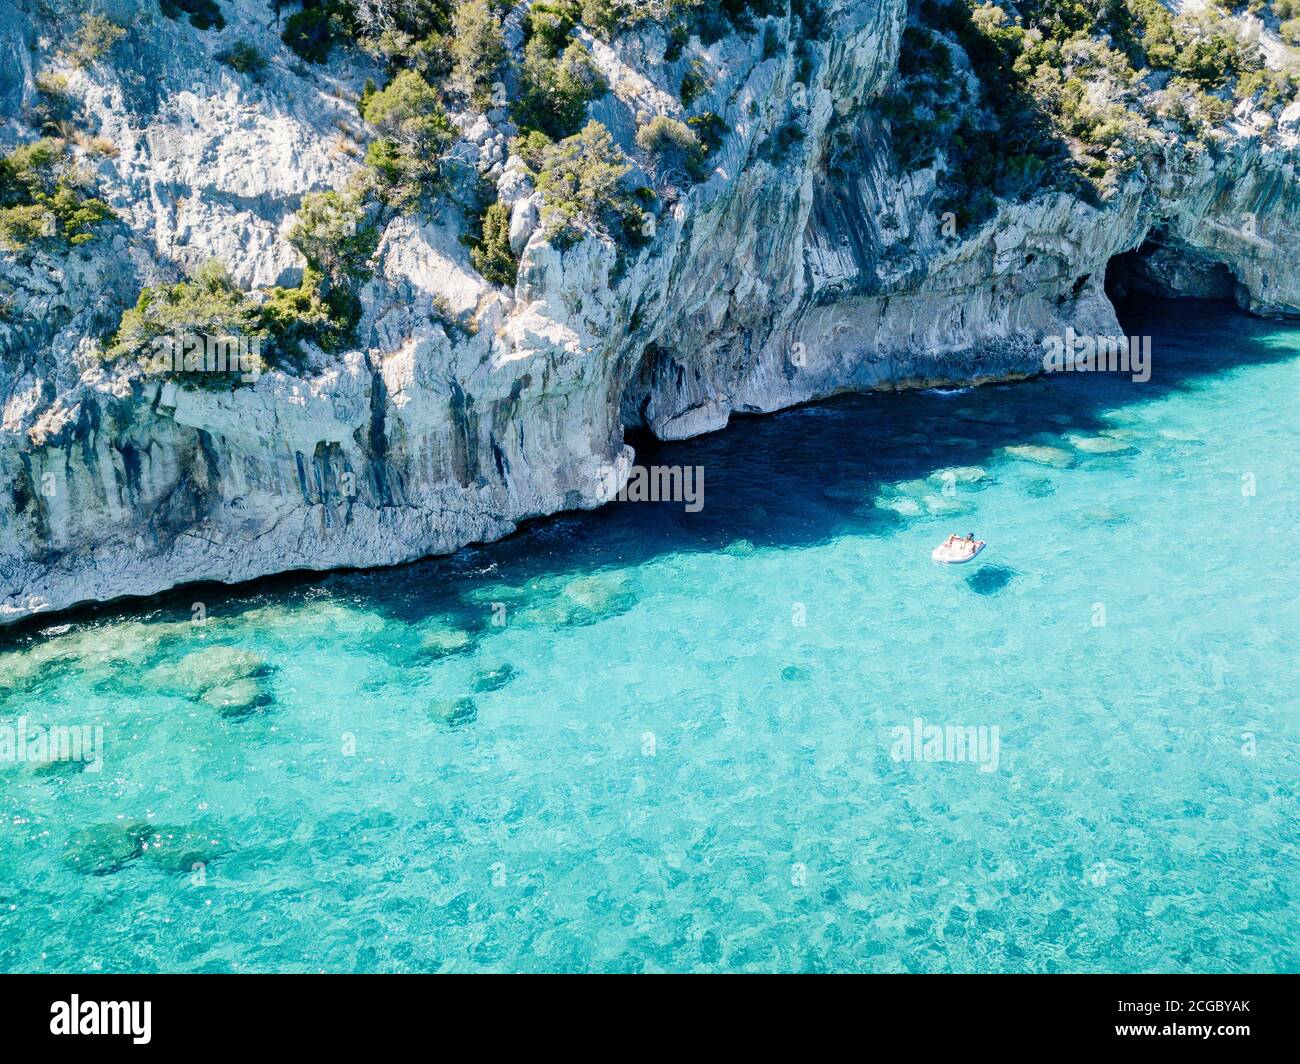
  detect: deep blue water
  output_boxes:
[1,298,1297,972]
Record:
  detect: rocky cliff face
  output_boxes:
[2,0,1299,625]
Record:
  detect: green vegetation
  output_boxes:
[1237,67,1300,110]
[635,115,708,182]
[259,265,360,359]
[529,120,643,245]
[361,70,457,210]
[109,260,265,363]
[515,6,609,139]
[882,0,1289,226]
[160,0,225,31]
[287,190,378,289]
[469,200,518,286]
[283,2,350,64]
[67,14,126,67]
[340,0,453,77]
[680,66,704,107]
[216,40,268,75]
[109,189,378,377]
[0,139,114,253]
[31,72,76,139]
[689,111,729,153]
[450,0,506,108]
[269,189,377,357]
[109,257,365,379]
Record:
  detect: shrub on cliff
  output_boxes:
[110,256,360,374]
[259,265,360,359]
[287,190,378,288]
[680,66,705,107]
[0,139,114,252]
[469,200,518,286]
[217,40,268,75]
[67,14,126,67]
[1236,67,1300,110]
[343,0,454,76]
[109,260,266,362]
[160,0,225,31]
[283,3,351,64]
[361,70,457,210]
[532,120,642,245]
[515,10,608,138]
[1172,25,1259,90]
[450,0,507,108]
[31,71,78,138]
[277,190,376,353]
[526,1,580,52]
[635,115,708,183]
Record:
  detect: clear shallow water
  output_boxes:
[1,299,1297,973]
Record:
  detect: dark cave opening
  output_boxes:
[1105,237,1245,312]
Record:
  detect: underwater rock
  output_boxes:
[430,697,478,729]
[472,664,519,693]
[510,571,640,628]
[966,566,1017,596]
[1066,434,1136,455]
[1077,507,1128,527]
[201,678,274,719]
[145,645,271,695]
[927,466,989,488]
[138,824,233,874]
[823,483,867,503]
[0,647,73,701]
[956,407,1017,425]
[63,821,155,877]
[561,572,639,619]
[873,493,924,518]
[722,539,756,556]
[874,476,969,518]
[1000,444,1075,469]
[1,620,193,700]
[417,623,475,659]
[921,494,975,517]
[1023,477,1057,498]
[781,665,812,682]
[235,602,389,640]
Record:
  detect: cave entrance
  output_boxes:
[1105,237,1244,312]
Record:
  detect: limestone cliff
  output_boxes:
[2,0,1298,624]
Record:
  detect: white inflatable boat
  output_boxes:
[932,541,986,564]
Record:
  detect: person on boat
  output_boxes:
[944,533,960,548]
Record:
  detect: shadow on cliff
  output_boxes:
[3,295,1297,647]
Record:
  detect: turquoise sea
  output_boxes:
[1,298,1297,973]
